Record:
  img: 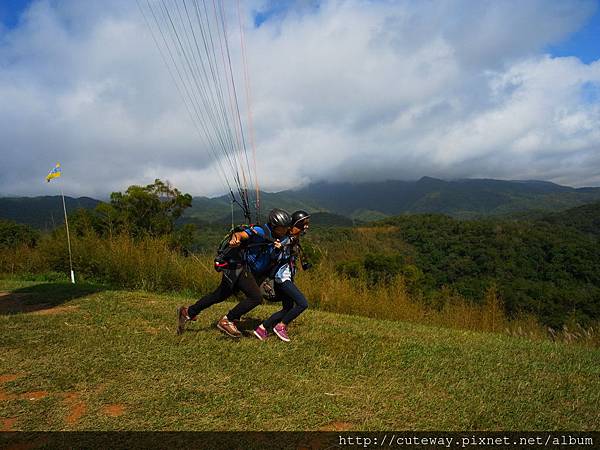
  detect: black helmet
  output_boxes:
[292,210,311,228]
[268,208,292,228]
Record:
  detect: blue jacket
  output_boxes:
[242,224,289,276]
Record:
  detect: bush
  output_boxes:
[0,219,39,248]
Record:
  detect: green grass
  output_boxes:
[0,279,599,431]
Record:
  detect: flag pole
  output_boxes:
[60,188,75,284]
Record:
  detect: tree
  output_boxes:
[0,219,39,248]
[107,179,192,237]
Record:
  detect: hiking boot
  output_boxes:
[253,325,269,341]
[273,323,290,342]
[176,306,190,335]
[217,316,242,338]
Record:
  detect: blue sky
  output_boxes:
[254,0,321,27]
[0,0,31,29]
[546,0,600,63]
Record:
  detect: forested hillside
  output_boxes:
[538,201,600,237]
[0,196,100,229]
[304,200,600,329]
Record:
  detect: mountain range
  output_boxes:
[2,177,600,228]
[0,196,100,229]
[185,177,600,223]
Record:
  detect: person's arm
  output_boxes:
[229,225,265,247]
[273,235,291,252]
[228,231,249,247]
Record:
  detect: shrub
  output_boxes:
[0,219,39,248]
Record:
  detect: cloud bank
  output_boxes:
[0,0,599,197]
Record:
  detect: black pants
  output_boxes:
[262,280,308,329]
[187,268,263,321]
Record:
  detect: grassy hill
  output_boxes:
[1,279,598,432]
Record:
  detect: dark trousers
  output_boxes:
[262,280,308,329]
[187,269,263,321]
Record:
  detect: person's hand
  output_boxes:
[229,234,241,247]
[273,239,282,249]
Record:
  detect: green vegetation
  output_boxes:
[288,178,600,219]
[538,201,600,237]
[70,179,192,239]
[0,219,39,248]
[0,196,99,229]
[367,215,600,329]
[0,280,598,431]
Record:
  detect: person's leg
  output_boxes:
[262,285,294,330]
[225,270,263,321]
[271,281,308,342]
[187,275,233,318]
[254,285,294,340]
[278,280,308,325]
[177,274,234,334]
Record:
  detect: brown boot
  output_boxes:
[176,306,189,335]
[217,316,242,338]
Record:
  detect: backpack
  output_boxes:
[213,224,256,272]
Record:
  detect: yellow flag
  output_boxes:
[46,163,61,182]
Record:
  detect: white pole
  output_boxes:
[60,189,75,284]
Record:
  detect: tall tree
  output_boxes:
[108,179,192,237]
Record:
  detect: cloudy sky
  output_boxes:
[1,0,599,198]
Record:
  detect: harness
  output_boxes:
[213,224,278,273]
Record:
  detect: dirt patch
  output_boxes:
[62,392,86,425]
[1,418,17,431]
[67,402,86,425]
[102,404,126,417]
[19,391,48,401]
[0,388,13,401]
[0,374,23,384]
[31,305,80,316]
[1,389,47,402]
[318,421,355,431]
[63,392,79,401]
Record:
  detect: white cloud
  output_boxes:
[0,0,599,198]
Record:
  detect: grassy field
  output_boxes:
[0,279,599,432]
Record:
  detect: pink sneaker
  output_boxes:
[273,323,290,342]
[253,325,269,341]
